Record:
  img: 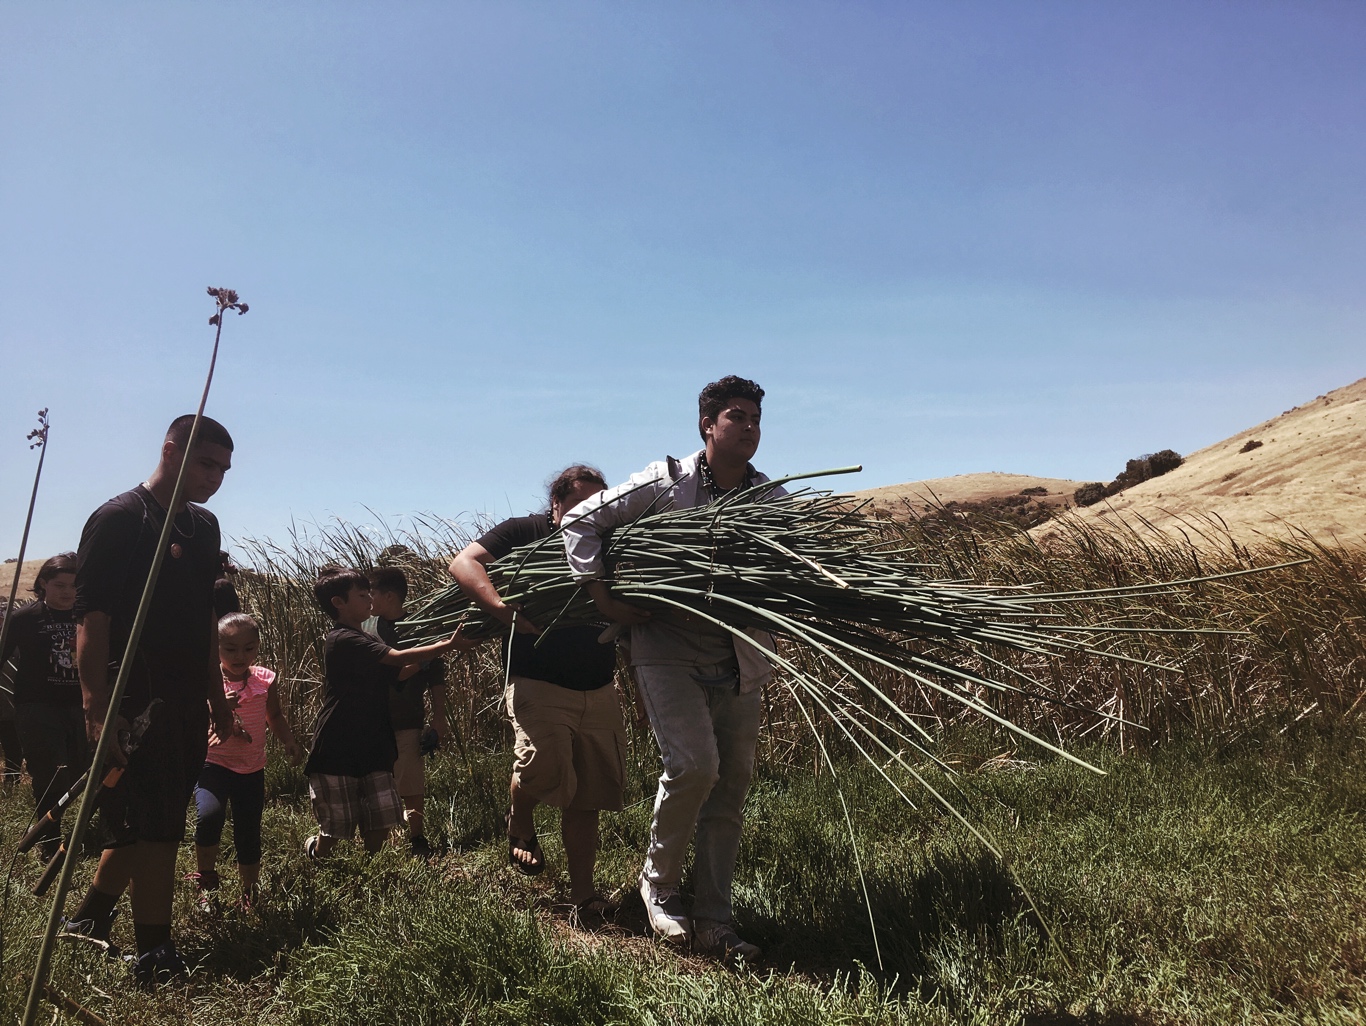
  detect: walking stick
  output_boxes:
[0,410,51,679]
[21,289,246,1026]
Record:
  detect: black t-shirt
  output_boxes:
[305,625,399,777]
[74,485,221,711]
[477,514,617,691]
[377,618,445,732]
[0,601,81,706]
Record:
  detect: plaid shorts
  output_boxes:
[308,770,403,838]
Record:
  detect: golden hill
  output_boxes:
[1038,376,1366,549]
[851,472,1084,513]
[0,559,45,610]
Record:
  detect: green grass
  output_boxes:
[0,719,1362,1025]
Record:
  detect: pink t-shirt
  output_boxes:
[205,666,274,775]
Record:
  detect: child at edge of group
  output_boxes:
[304,566,472,858]
[367,566,451,860]
[190,612,304,906]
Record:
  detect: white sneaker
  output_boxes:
[693,918,762,965]
[638,875,692,946]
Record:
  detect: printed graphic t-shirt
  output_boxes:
[0,601,81,706]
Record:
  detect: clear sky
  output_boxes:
[2,2,1363,562]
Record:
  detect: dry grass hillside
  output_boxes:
[1039,376,1366,549]
[851,471,1084,513]
[0,559,42,610]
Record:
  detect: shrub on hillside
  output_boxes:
[1084,448,1186,501]
[1110,457,1154,493]
[1147,449,1184,476]
[1073,482,1108,507]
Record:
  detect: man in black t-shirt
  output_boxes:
[450,465,624,913]
[67,415,236,984]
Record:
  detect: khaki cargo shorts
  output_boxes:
[505,676,626,811]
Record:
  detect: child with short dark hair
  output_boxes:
[367,566,451,859]
[191,612,304,905]
[304,566,470,857]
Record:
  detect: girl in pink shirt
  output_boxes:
[191,612,303,904]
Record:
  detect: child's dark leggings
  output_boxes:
[194,763,265,865]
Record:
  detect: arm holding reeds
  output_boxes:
[562,464,674,623]
[450,542,541,633]
[380,632,473,666]
[561,462,674,581]
[264,678,304,764]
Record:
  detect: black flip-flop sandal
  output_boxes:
[506,812,545,876]
[574,895,614,917]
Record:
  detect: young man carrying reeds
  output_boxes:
[560,376,783,964]
[68,415,237,984]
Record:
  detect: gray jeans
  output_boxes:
[636,662,762,923]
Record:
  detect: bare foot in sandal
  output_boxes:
[506,810,545,875]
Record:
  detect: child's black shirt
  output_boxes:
[0,601,80,706]
[376,617,445,732]
[305,625,399,777]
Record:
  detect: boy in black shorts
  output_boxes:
[68,415,237,983]
[304,566,469,858]
[367,566,450,859]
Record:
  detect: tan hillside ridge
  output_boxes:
[1037,376,1366,549]
[851,472,1085,513]
[0,559,45,611]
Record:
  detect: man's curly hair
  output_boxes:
[697,376,764,440]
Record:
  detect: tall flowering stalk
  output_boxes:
[22,289,246,1026]
[0,409,51,678]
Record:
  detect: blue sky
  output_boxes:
[2,2,1363,562]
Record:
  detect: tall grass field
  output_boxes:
[1,508,1362,1025]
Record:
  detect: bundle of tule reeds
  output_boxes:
[400,473,1294,797]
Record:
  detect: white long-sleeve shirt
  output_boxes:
[561,449,786,692]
